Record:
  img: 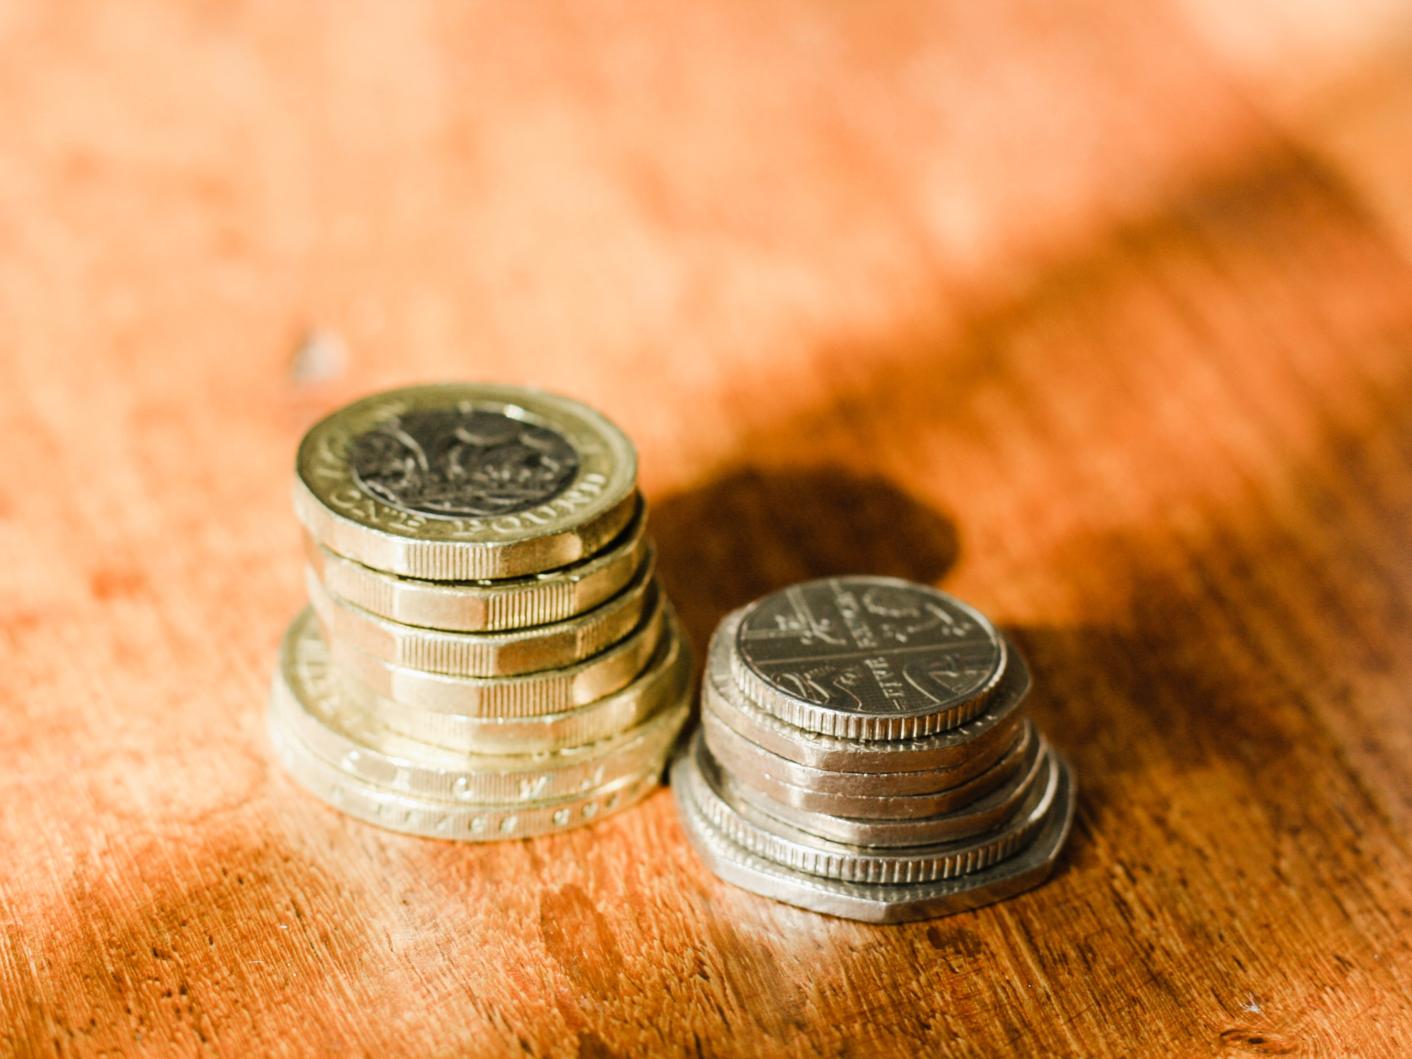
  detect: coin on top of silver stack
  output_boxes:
[270,383,690,840]
[672,575,1075,922]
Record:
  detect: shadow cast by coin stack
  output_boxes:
[651,466,960,654]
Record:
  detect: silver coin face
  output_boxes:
[348,408,580,519]
[734,577,1004,720]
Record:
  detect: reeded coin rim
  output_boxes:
[728,580,1008,741]
[712,725,1048,848]
[705,721,1036,820]
[701,708,1023,797]
[272,717,664,841]
[330,593,669,717]
[271,609,690,802]
[294,384,638,580]
[307,552,656,678]
[376,612,693,754]
[704,613,1030,773]
[680,730,1060,885]
[670,749,1076,922]
[304,497,650,632]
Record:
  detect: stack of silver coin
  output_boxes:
[269,383,690,840]
[673,576,1075,922]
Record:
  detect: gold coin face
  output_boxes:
[295,384,638,579]
[347,406,582,519]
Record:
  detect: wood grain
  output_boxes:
[2,2,1411,1056]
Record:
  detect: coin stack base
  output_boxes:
[270,384,689,840]
[672,577,1076,922]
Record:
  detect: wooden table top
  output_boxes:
[3,3,1411,1056]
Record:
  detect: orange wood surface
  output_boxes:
[3,3,1412,1056]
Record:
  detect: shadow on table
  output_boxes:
[650,465,960,655]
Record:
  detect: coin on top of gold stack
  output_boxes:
[270,383,689,841]
[293,384,639,580]
[672,576,1075,922]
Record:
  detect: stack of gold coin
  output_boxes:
[269,383,690,840]
[673,576,1075,922]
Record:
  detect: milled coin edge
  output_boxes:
[716,725,1048,848]
[270,710,670,841]
[670,748,1076,923]
[272,610,691,801]
[304,499,650,632]
[680,730,1061,885]
[327,591,669,716]
[305,552,657,677]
